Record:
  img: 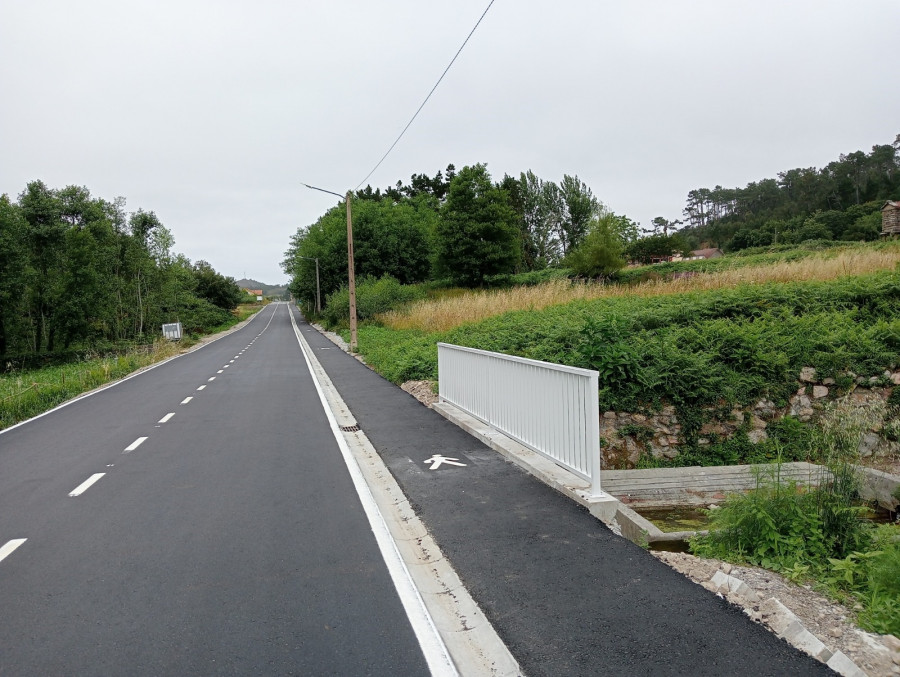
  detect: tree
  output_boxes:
[19,180,65,352]
[283,196,437,305]
[564,212,625,278]
[192,261,243,311]
[0,195,27,355]
[558,174,598,255]
[433,164,520,286]
[626,233,687,264]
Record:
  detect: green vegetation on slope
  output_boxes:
[345,269,900,466]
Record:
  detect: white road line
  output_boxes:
[0,305,269,438]
[0,539,26,564]
[224,365,230,368]
[123,437,148,453]
[208,376,216,381]
[288,309,458,677]
[216,370,224,374]
[229,360,235,363]
[197,385,206,391]
[181,397,193,405]
[159,413,175,423]
[69,473,106,497]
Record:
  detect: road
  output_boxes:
[0,304,434,675]
[0,302,835,676]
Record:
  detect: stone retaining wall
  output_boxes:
[602,367,900,469]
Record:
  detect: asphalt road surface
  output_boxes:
[291,305,834,677]
[1,302,836,676]
[0,304,431,675]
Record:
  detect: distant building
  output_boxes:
[672,248,724,262]
[242,288,264,297]
[882,201,900,236]
[691,248,724,259]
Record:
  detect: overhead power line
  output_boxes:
[355,0,497,191]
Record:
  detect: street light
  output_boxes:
[301,183,357,352]
[295,255,321,314]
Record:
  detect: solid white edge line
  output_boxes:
[159,413,175,423]
[69,473,106,497]
[288,306,458,677]
[181,397,193,404]
[0,304,275,438]
[124,436,148,452]
[0,538,27,563]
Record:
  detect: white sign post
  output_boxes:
[162,322,183,340]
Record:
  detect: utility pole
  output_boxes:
[346,191,358,352]
[301,183,358,350]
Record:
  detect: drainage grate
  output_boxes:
[339,424,361,433]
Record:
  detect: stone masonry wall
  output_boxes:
[601,367,900,469]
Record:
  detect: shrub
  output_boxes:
[323,276,427,329]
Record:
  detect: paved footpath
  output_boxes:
[291,306,833,677]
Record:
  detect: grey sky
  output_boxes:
[3,0,898,283]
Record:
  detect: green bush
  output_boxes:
[323,275,428,329]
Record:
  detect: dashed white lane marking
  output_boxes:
[216,370,224,374]
[123,437,148,453]
[181,397,193,405]
[224,365,230,369]
[229,360,235,363]
[159,413,175,423]
[69,473,106,497]
[208,376,216,381]
[197,385,206,391]
[0,539,26,564]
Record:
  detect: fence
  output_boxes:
[437,343,602,496]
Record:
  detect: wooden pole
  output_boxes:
[315,258,321,314]
[346,192,358,351]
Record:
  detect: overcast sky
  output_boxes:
[3,0,898,283]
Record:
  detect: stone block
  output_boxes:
[812,385,828,399]
[823,377,836,385]
[750,415,767,429]
[892,372,900,385]
[603,411,616,420]
[747,429,768,444]
[826,651,867,677]
[788,628,832,662]
[800,366,817,382]
[759,597,798,635]
[858,432,880,457]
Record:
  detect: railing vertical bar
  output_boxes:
[437,343,600,489]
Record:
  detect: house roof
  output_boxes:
[883,200,900,210]
[691,248,723,258]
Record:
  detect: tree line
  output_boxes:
[283,164,641,304]
[673,134,900,251]
[0,181,244,361]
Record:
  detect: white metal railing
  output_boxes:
[437,343,602,496]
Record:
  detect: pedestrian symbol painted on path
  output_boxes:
[424,455,467,470]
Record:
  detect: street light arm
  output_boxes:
[301,183,345,199]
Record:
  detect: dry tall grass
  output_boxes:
[379,247,900,333]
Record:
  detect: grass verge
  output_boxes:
[0,304,262,431]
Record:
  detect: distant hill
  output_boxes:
[235,278,289,298]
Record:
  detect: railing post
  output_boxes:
[588,370,602,498]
